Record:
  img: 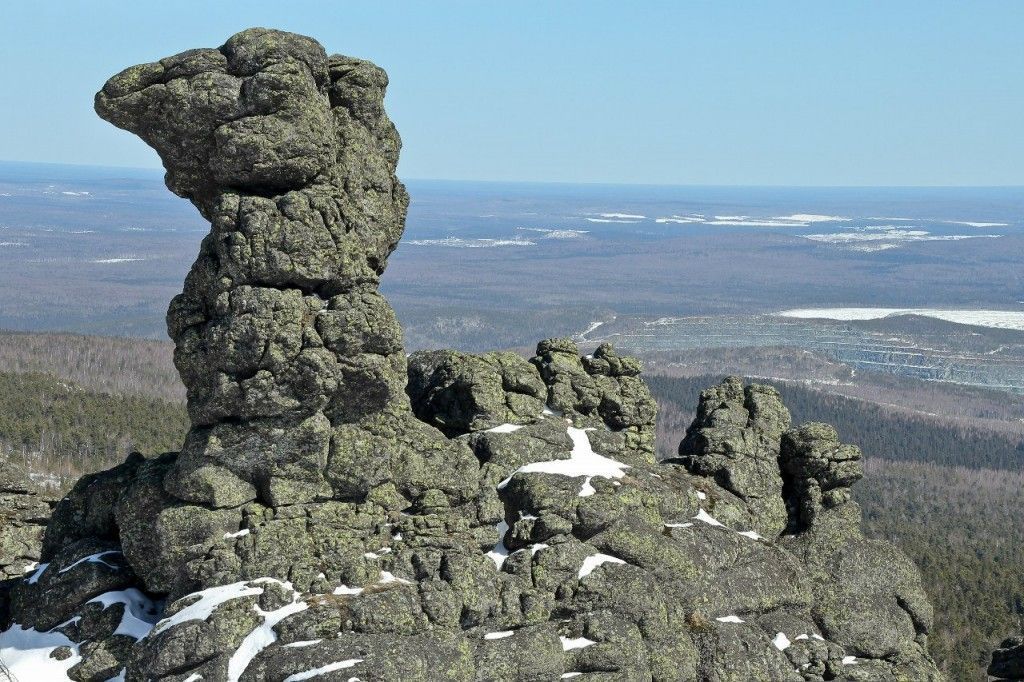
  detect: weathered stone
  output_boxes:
[673,377,791,537]
[408,350,546,434]
[0,28,944,682]
[0,463,53,581]
[10,539,137,632]
[780,422,863,536]
[991,636,1024,680]
[0,462,55,629]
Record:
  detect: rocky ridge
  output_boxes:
[990,637,1024,681]
[0,28,943,682]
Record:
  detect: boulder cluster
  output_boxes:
[1,28,946,682]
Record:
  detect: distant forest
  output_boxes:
[858,459,1024,681]
[0,331,183,401]
[0,371,186,485]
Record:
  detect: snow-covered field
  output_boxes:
[800,227,1001,252]
[405,237,537,248]
[777,308,1024,331]
[0,625,83,680]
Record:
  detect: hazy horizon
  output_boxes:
[3,159,1023,190]
[3,2,1022,187]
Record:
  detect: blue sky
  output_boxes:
[1,1,1021,185]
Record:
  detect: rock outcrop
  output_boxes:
[0,464,52,578]
[991,637,1024,680]
[0,463,54,625]
[0,28,943,682]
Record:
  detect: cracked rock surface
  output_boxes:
[0,463,55,627]
[1,28,943,682]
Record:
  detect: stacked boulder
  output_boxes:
[0,28,943,681]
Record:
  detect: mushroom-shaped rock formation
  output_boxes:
[0,28,943,682]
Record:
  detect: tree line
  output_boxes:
[0,370,187,488]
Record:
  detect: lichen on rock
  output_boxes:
[0,27,944,682]
[0,463,55,627]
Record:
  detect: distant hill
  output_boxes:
[0,329,181,402]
